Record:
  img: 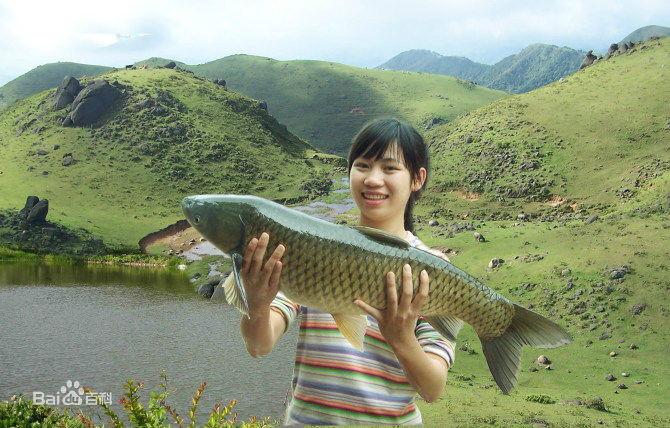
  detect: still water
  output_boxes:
[0,262,298,424]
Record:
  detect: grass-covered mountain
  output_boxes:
[135,56,506,155]
[0,62,112,110]
[392,36,669,426]
[620,25,670,44]
[0,67,339,250]
[378,44,585,93]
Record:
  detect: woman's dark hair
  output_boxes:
[347,117,430,233]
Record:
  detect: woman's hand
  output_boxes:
[241,232,285,317]
[354,263,429,347]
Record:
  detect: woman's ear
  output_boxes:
[411,167,427,192]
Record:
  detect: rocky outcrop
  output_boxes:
[580,50,597,69]
[53,76,83,110]
[18,196,49,225]
[62,80,121,127]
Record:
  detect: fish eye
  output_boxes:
[193,216,201,225]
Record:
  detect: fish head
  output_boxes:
[181,194,255,253]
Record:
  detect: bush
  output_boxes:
[525,394,556,404]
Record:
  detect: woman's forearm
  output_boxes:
[240,307,283,357]
[389,337,448,403]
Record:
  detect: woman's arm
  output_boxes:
[354,264,449,402]
[238,232,287,357]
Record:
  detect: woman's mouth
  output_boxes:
[362,192,388,206]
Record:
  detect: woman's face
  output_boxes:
[349,145,425,229]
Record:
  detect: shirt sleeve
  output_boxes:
[415,318,456,369]
[269,291,300,332]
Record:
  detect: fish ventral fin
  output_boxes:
[224,252,250,317]
[332,314,368,351]
[480,303,572,395]
[425,315,464,343]
[352,226,409,248]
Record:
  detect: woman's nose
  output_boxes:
[363,169,384,186]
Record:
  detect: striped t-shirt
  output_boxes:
[270,231,456,426]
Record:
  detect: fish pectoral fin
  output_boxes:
[352,226,410,248]
[332,314,368,351]
[425,315,464,342]
[226,252,250,317]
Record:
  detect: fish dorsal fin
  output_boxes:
[332,314,368,351]
[352,226,409,248]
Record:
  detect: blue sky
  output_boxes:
[0,0,668,85]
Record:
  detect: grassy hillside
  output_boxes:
[136,55,506,155]
[0,67,338,250]
[396,36,670,426]
[0,62,112,110]
[377,44,585,94]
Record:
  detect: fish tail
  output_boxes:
[479,303,572,394]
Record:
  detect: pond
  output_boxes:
[0,261,298,423]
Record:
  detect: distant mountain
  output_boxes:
[378,43,586,93]
[620,25,670,44]
[377,49,489,82]
[0,62,112,110]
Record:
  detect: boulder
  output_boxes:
[488,258,504,269]
[259,100,268,111]
[53,76,83,110]
[164,61,176,69]
[580,50,597,69]
[607,43,619,57]
[18,196,40,218]
[62,153,74,166]
[25,199,49,225]
[66,80,121,126]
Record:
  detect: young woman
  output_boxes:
[239,118,455,425]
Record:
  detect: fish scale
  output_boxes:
[182,194,572,394]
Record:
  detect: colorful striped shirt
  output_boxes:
[270,231,456,426]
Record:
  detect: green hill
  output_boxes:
[378,44,585,94]
[0,67,338,250]
[620,25,670,44]
[0,62,112,110]
[136,55,506,155]
[400,37,670,426]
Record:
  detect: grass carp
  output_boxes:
[181,194,571,394]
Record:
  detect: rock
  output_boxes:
[465,135,473,144]
[197,277,220,298]
[164,61,176,69]
[610,269,626,279]
[259,100,268,111]
[617,383,628,389]
[585,214,598,224]
[428,219,439,227]
[544,365,553,370]
[53,76,83,110]
[629,343,639,350]
[150,106,167,116]
[67,80,121,126]
[18,196,40,218]
[488,258,504,269]
[62,154,74,166]
[25,199,49,224]
[561,268,571,277]
[473,231,485,242]
[599,330,611,340]
[634,380,644,384]
[630,303,646,315]
[605,373,616,381]
[132,98,154,110]
[580,50,597,69]
[607,43,619,57]
[53,144,60,150]
[517,213,528,221]
[214,78,227,87]
[61,116,73,127]
[537,355,551,365]
[36,149,48,156]
[609,351,618,357]
[621,372,629,377]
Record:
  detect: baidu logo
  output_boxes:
[33,380,112,406]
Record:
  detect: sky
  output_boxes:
[1,0,668,85]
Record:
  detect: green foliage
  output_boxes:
[300,172,334,197]
[525,394,556,404]
[0,373,272,428]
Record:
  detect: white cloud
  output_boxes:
[0,0,668,84]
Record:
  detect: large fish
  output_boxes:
[182,194,571,394]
